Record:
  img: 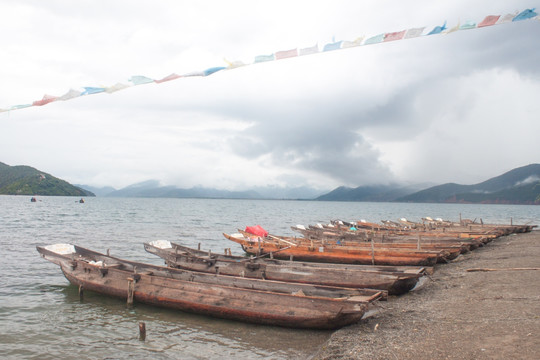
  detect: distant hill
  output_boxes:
[316,183,429,202]
[105,180,262,199]
[397,164,540,204]
[101,180,325,200]
[0,162,95,197]
[75,184,116,197]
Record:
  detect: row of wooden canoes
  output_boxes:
[37,218,535,329]
[222,218,536,268]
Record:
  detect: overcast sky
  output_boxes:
[1,1,539,191]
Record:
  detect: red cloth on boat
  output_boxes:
[245,225,268,237]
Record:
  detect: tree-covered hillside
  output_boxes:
[0,162,95,196]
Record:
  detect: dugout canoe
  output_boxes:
[144,240,425,295]
[37,244,383,329]
[290,225,487,250]
[237,229,458,263]
[247,229,467,256]
[224,233,441,266]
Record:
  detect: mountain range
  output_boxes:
[396,163,540,204]
[78,180,327,200]
[314,164,540,204]
[1,160,539,204]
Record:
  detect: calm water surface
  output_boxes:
[1,195,538,359]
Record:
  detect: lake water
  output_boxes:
[1,195,538,359]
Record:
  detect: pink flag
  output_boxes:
[384,30,406,42]
[155,73,182,84]
[275,48,298,60]
[32,94,58,106]
[478,15,500,27]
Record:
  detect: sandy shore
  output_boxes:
[314,230,540,360]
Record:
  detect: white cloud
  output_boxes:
[1,1,539,190]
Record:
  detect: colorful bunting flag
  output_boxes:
[105,83,131,93]
[497,13,516,24]
[254,54,275,63]
[404,27,425,39]
[32,94,58,106]
[384,30,406,42]
[2,8,538,113]
[299,44,319,56]
[203,67,226,76]
[275,48,298,60]
[427,22,447,35]
[341,37,364,48]
[459,21,477,30]
[364,33,385,45]
[81,87,106,95]
[59,89,83,101]
[478,15,500,27]
[155,73,182,84]
[513,8,537,21]
[129,76,154,85]
[323,41,342,51]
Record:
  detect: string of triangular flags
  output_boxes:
[1,8,537,113]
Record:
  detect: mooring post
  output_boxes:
[139,322,146,341]
[78,285,84,301]
[127,278,135,307]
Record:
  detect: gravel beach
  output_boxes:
[314,230,540,360]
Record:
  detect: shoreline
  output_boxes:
[313,230,540,359]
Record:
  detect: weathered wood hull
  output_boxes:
[37,244,382,329]
[224,234,441,266]
[144,241,425,295]
[291,226,487,249]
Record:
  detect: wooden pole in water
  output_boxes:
[139,322,146,341]
[78,285,84,301]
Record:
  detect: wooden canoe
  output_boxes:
[144,241,425,295]
[37,244,383,329]
[248,229,468,257]
[224,233,442,266]
[237,229,459,263]
[291,225,487,247]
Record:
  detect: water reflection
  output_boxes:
[53,284,330,359]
